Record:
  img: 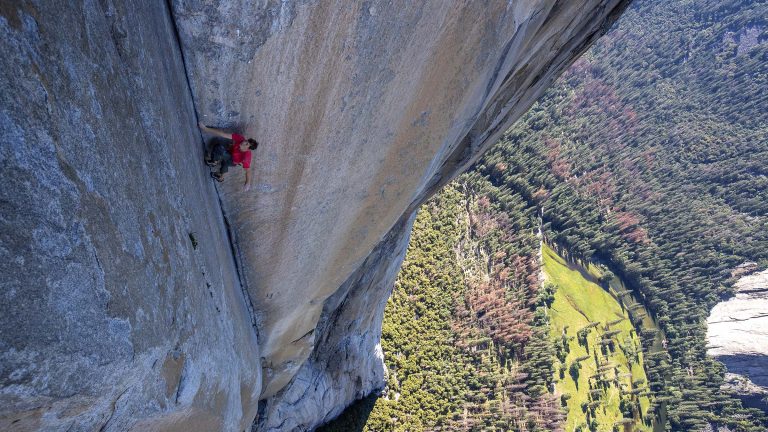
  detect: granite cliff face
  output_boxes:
[171,0,631,406]
[707,269,768,412]
[1,1,629,430]
[0,2,260,431]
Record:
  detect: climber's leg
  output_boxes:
[211,154,232,182]
[204,141,216,164]
[205,138,228,165]
[218,153,232,174]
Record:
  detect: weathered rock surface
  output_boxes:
[1,0,630,430]
[707,269,768,412]
[172,0,630,407]
[1,2,259,431]
[257,214,415,431]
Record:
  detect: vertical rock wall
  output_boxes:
[0,1,259,431]
[0,0,631,430]
[171,0,631,405]
[257,214,415,431]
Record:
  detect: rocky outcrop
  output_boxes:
[707,269,768,412]
[1,0,630,430]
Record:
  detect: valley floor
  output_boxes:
[543,243,653,432]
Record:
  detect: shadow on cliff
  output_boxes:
[717,354,768,387]
[314,394,380,432]
[716,354,768,412]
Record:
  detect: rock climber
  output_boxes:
[199,122,258,190]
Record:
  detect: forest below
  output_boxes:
[321,0,767,430]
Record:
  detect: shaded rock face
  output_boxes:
[257,213,415,431]
[171,0,631,404]
[0,1,259,431]
[707,269,768,412]
[1,0,630,430]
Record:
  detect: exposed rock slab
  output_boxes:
[257,214,414,431]
[171,0,631,404]
[0,1,259,430]
[0,0,631,430]
[707,269,768,412]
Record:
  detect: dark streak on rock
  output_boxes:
[98,386,130,432]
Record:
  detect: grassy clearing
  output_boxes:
[543,243,651,432]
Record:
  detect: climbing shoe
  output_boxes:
[211,172,224,182]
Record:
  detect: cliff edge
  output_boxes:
[708,269,768,412]
[1,1,629,430]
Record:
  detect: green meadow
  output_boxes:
[543,243,652,432]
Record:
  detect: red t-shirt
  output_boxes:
[229,133,252,169]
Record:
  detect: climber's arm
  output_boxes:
[198,122,233,139]
[243,166,252,191]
